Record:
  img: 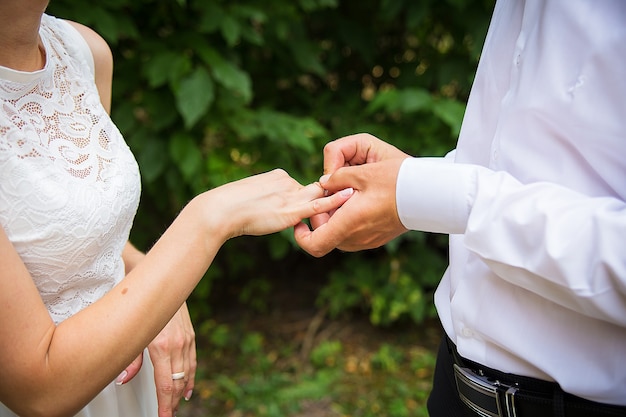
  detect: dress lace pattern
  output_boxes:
[0,15,141,324]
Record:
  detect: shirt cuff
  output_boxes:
[396,157,474,234]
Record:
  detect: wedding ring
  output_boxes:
[171,371,186,380]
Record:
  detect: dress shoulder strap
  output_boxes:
[41,14,96,79]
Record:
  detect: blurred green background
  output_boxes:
[48,1,494,415]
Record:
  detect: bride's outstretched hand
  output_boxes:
[193,169,354,242]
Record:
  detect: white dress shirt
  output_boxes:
[395,0,626,405]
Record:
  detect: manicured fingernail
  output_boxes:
[115,370,128,385]
[185,390,193,401]
[339,187,354,197]
[319,174,330,184]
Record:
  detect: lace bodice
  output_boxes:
[0,15,141,324]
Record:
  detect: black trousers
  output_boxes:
[427,335,473,417]
[427,335,626,417]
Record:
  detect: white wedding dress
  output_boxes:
[0,14,158,417]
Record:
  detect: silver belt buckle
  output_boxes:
[453,364,519,417]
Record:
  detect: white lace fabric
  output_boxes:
[0,15,141,324]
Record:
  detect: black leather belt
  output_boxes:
[447,337,626,417]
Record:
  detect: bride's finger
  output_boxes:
[302,186,354,218]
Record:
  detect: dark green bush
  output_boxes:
[47,0,494,327]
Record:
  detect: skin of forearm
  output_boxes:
[6,194,224,417]
[122,241,146,274]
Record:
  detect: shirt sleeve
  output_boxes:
[396,156,626,326]
[396,153,470,234]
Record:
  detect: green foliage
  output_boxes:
[185,323,438,417]
[319,233,447,326]
[47,0,494,327]
[211,370,341,416]
[334,343,437,417]
[371,343,404,372]
[310,340,343,368]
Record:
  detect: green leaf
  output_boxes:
[145,52,192,88]
[239,25,264,46]
[197,3,224,33]
[230,109,324,153]
[194,45,252,103]
[231,4,267,22]
[137,140,168,183]
[288,40,325,76]
[175,67,214,128]
[432,98,466,136]
[83,9,121,43]
[397,89,434,113]
[169,133,203,181]
[367,88,433,115]
[210,60,253,104]
[220,15,241,46]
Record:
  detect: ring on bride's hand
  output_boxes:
[171,371,186,380]
[323,189,329,197]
